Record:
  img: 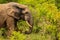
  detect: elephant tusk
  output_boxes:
[26,21,32,27]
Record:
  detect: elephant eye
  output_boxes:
[26,12,28,14]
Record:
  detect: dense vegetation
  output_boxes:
[0,0,60,40]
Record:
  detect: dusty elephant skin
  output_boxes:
[0,2,33,37]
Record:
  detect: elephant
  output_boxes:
[0,2,33,37]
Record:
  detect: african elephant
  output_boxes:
[0,2,33,37]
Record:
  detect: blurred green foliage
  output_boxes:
[0,0,60,40]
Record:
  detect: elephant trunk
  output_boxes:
[25,14,33,34]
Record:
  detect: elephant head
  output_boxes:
[7,2,33,34]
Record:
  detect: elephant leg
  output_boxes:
[6,16,15,37]
[13,20,18,31]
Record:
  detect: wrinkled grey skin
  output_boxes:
[0,2,33,37]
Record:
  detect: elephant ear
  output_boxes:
[12,4,29,14]
[7,7,20,20]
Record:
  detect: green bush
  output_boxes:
[0,0,60,40]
